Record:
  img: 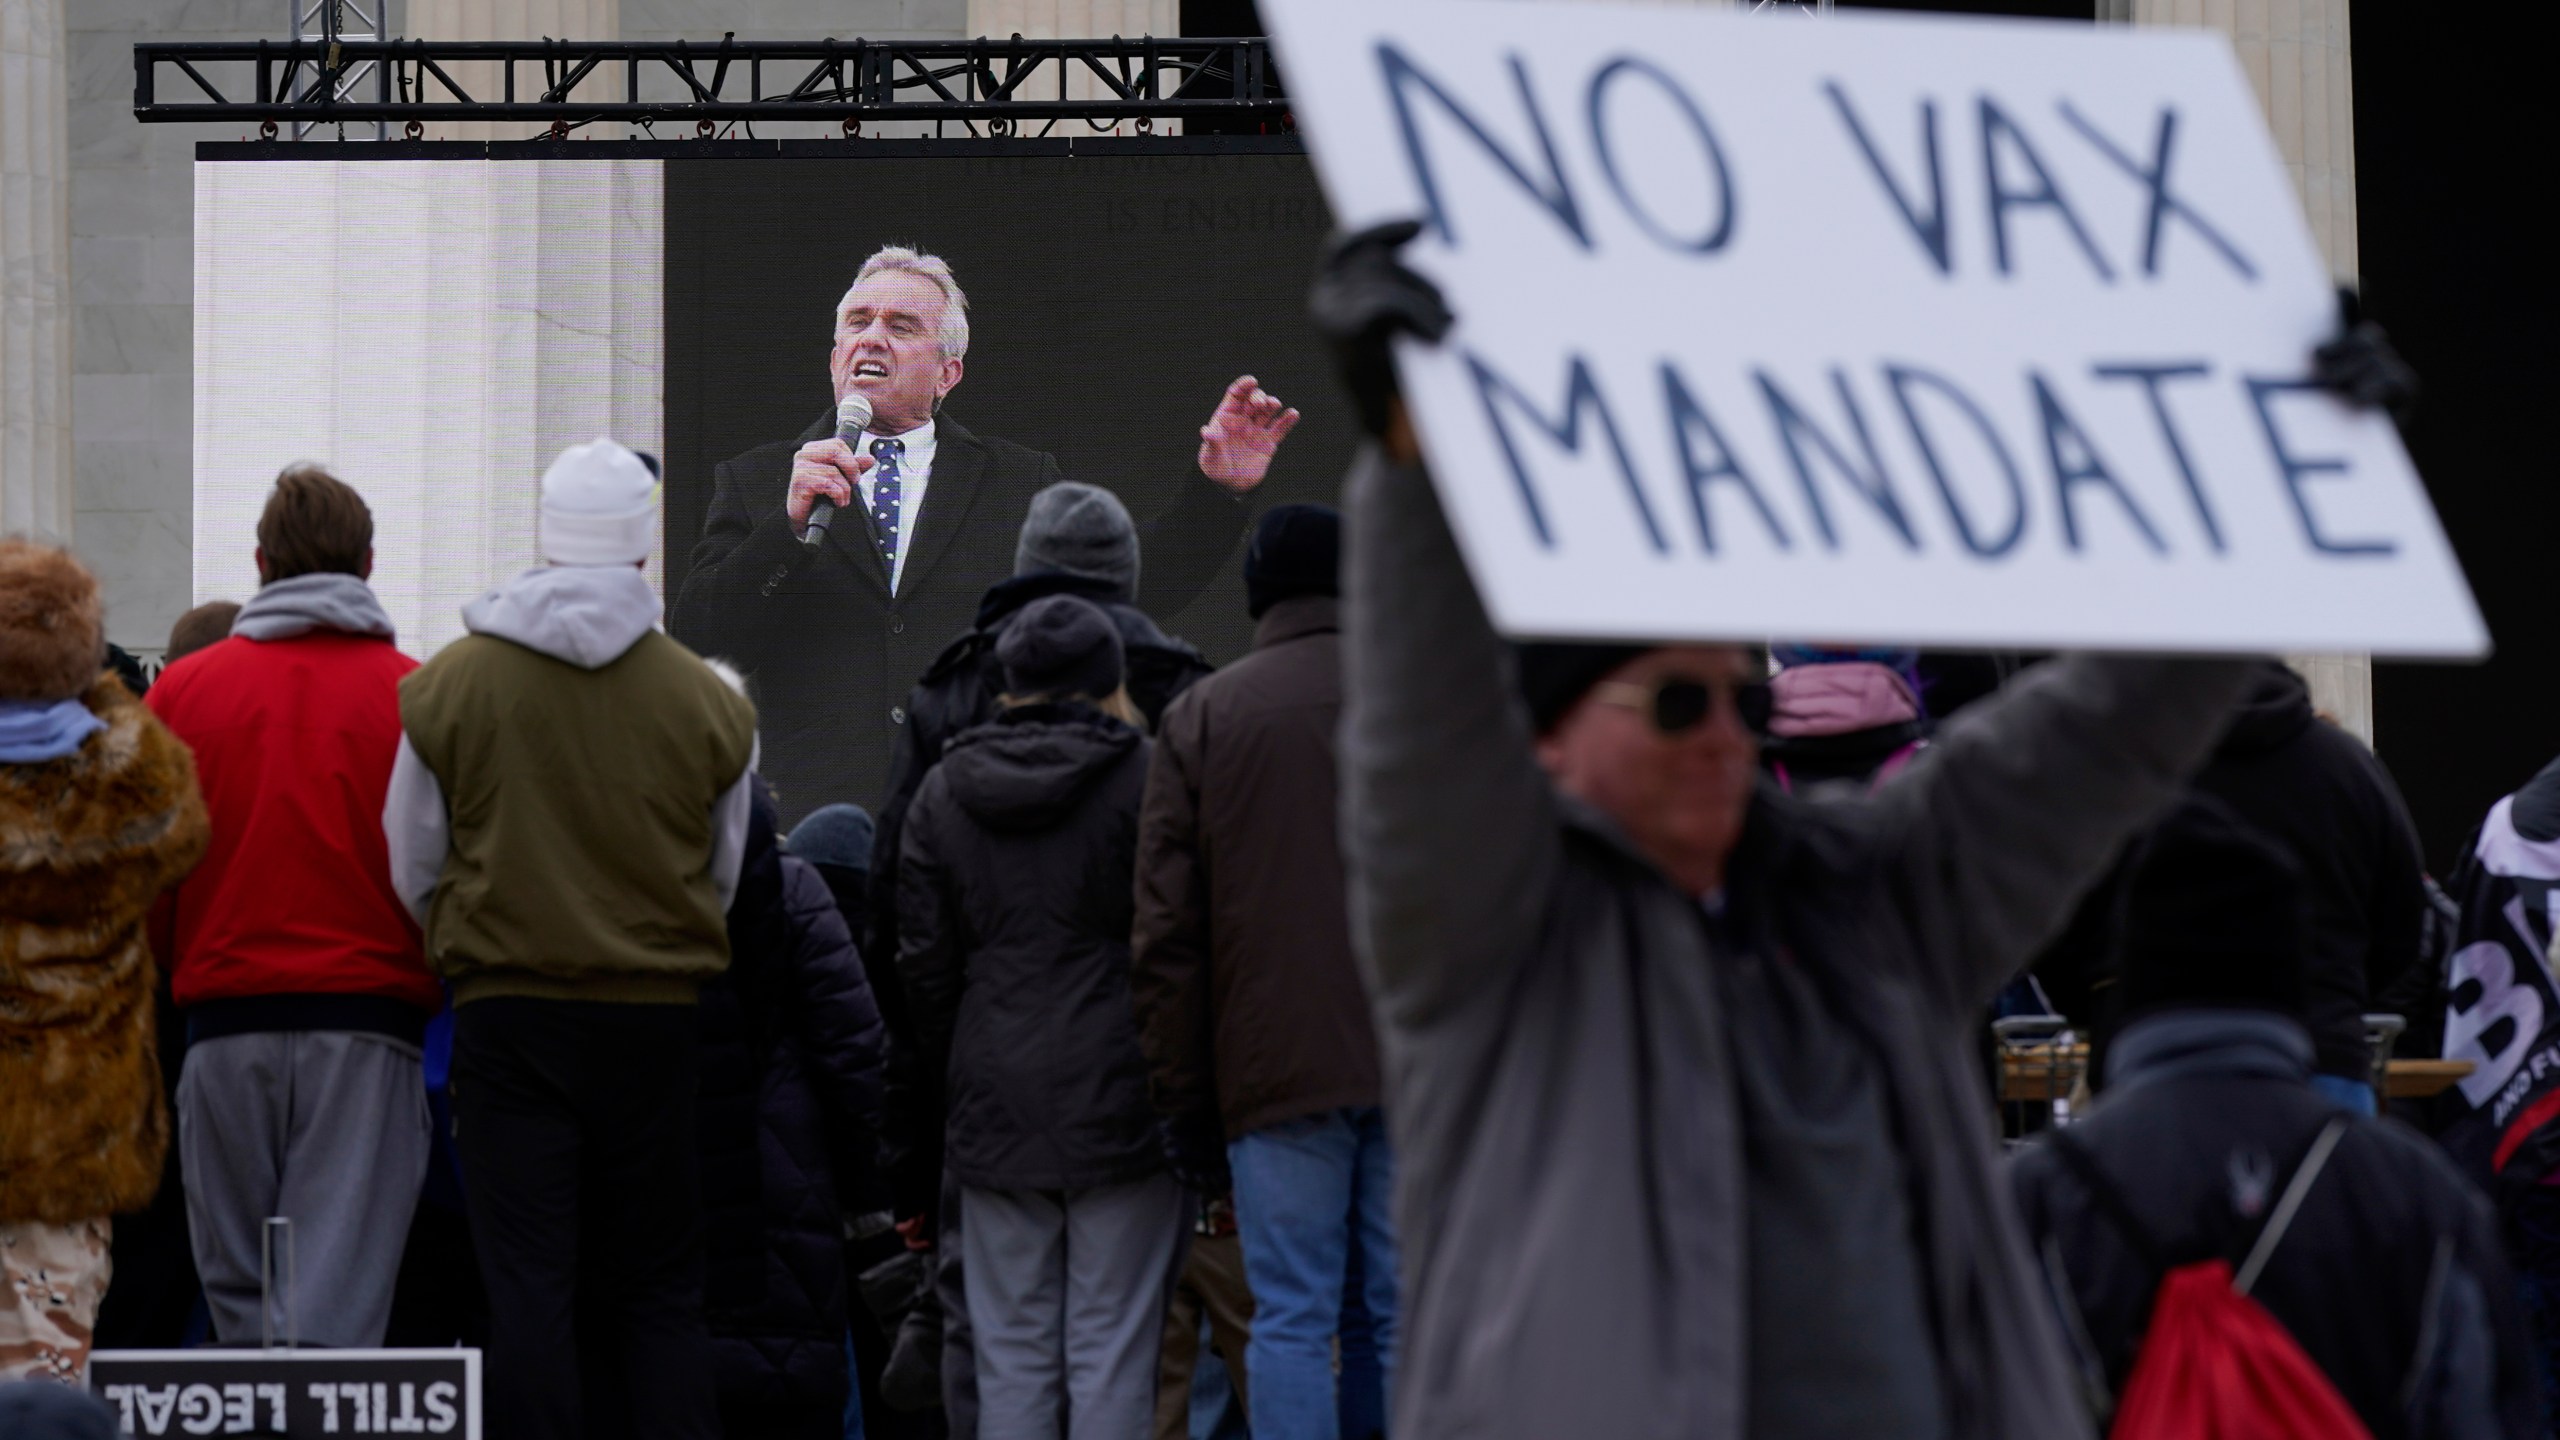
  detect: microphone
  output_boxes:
[804,392,874,547]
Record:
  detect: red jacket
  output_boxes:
[147,630,438,1015]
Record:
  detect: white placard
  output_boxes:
[1265,0,2486,656]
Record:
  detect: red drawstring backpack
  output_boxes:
[2045,1118,2374,1440]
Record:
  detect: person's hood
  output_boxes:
[232,572,396,643]
[2215,660,2316,758]
[939,703,1141,833]
[974,569,1130,630]
[1768,660,1921,739]
[461,565,661,669]
[2105,1007,2314,1096]
[974,571,1196,661]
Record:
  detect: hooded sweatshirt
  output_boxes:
[147,571,439,1031]
[385,566,760,1005]
[2191,662,2426,1080]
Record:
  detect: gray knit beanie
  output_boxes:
[1015,482,1140,601]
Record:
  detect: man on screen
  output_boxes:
[673,245,1300,821]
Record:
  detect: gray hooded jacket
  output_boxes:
[232,572,397,642]
[1341,448,2252,1440]
[382,565,757,924]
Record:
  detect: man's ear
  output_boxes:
[360,546,375,581]
[254,547,271,585]
[936,353,966,412]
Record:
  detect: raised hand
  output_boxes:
[1197,375,1304,494]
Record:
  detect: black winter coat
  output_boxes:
[2193,662,2427,1079]
[897,703,1163,1192]
[699,786,888,1416]
[869,571,1210,1216]
[2011,1012,2539,1440]
[672,410,1246,826]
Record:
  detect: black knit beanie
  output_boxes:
[1245,504,1342,619]
[998,593,1125,702]
[2115,794,2311,1020]
[1516,642,1651,735]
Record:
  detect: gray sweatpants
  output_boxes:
[177,1031,431,1347]
[963,1174,1187,1440]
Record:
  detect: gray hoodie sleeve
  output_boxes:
[1860,652,2254,1017]
[1341,446,1563,1035]
[383,733,450,930]
[708,738,761,913]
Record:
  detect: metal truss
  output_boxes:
[133,36,1286,137]
[289,0,392,140]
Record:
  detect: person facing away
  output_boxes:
[2008,796,2540,1438]
[897,593,1184,1439]
[696,775,887,1440]
[2191,659,2427,1115]
[142,466,438,1349]
[382,438,760,1440]
[862,481,1226,1440]
[1131,502,1396,1440]
[1306,220,2384,1439]
[163,600,240,666]
[0,539,208,1384]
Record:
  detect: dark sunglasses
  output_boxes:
[1591,674,1774,737]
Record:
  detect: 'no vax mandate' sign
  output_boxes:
[1266,0,2486,656]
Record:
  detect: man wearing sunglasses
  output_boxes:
[1310,222,2415,1440]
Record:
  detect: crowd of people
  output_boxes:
[0,224,2554,1440]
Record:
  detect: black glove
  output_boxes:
[1310,218,1455,440]
[1162,1109,1232,1197]
[2311,285,2419,428]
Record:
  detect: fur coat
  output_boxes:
[1,675,208,1225]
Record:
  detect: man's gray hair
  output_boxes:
[839,246,971,361]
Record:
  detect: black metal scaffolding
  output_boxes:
[133,36,1287,136]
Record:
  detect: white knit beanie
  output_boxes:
[539,438,658,567]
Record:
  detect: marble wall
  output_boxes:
[1,0,72,544]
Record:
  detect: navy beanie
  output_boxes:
[1245,504,1342,619]
[998,593,1126,701]
[789,803,876,874]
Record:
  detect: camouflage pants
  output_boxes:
[0,1218,113,1384]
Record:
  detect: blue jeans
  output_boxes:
[1230,1108,1399,1440]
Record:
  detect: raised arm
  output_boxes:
[1136,375,1304,616]
[1341,445,1563,1034]
[1865,654,2254,1016]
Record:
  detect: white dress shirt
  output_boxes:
[857,418,938,595]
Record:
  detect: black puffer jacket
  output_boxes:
[897,702,1163,1192]
[699,784,888,1416]
[868,572,1210,1217]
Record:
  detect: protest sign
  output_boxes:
[88,1349,480,1438]
[1264,0,2486,655]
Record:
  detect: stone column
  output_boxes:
[0,0,72,542]
[408,0,620,143]
[2132,0,2370,741]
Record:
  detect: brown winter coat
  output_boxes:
[0,675,209,1225]
[1131,596,1381,1140]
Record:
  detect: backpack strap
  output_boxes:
[2232,1117,2350,1297]
[2045,1129,2169,1273]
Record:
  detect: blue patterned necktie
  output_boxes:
[869,437,906,582]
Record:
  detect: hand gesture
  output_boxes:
[1197,375,1303,494]
[787,439,877,538]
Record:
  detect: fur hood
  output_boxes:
[0,675,209,1224]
